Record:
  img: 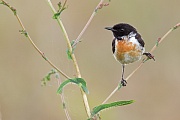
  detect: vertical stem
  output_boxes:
[47,0,91,118]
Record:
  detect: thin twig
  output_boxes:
[150,23,180,53]
[47,0,91,118]
[72,0,105,47]
[0,0,70,79]
[102,23,180,104]
[56,72,71,120]
[102,86,118,104]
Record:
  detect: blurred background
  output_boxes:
[0,0,180,120]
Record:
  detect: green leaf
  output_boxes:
[91,100,134,117]
[41,69,57,86]
[57,78,89,94]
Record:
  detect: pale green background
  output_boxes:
[0,0,180,120]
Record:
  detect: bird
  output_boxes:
[105,23,154,86]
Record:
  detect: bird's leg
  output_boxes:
[121,64,127,86]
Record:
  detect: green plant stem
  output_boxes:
[47,0,91,118]
[102,23,180,104]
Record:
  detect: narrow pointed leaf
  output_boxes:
[57,78,89,94]
[91,100,134,117]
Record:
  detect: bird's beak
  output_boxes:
[105,27,116,32]
[105,27,112,30]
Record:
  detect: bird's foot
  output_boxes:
[121,78,127,87]
[143,52,155,61]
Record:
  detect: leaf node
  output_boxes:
[53,0,68,19]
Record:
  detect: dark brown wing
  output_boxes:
[112,38,116,53]
[135,33,145,47]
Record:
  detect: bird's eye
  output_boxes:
[120,29,124,32]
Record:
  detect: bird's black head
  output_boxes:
[105,23,137,39]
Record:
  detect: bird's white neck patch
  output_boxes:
[128,32,136,37]
[120,32,136,40]
[120,32,139,46]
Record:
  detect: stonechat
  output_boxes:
[105,23,154,86]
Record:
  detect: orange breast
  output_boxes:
[117,40,136,53]
[115,40,142,64]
